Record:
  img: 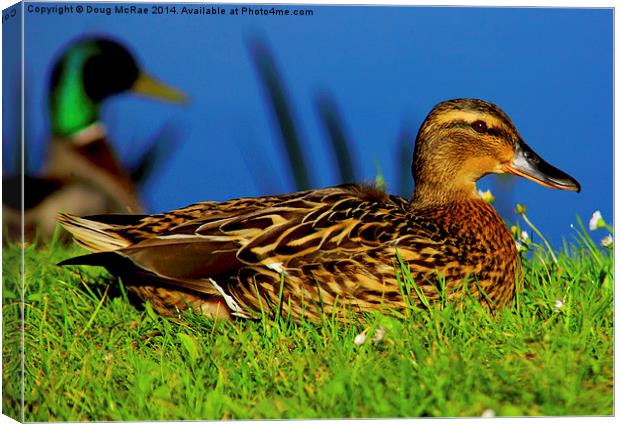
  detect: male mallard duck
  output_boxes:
[59,98,580,321]
[3,37,186,243]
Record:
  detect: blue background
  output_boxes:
[3,3,613,248]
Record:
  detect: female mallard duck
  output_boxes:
[59,98,580,321]
[3,37,186,243]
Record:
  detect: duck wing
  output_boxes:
[59,184,416,290]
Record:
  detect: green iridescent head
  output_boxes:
[48,37,187,137]
[49,38,140,136]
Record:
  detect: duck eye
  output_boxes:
[471,120,488,133]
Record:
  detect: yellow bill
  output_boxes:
[131,72,188,104]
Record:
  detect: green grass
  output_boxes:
[2,225,613,420]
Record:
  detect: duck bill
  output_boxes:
[131,72,188,104]
[502,142,581,192]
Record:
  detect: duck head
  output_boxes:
[49,37,187,137]
[411,98,580,206]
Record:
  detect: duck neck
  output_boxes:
[49,45,100,137]
[411,177,479,209]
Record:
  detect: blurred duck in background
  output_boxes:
[3,37,187,244]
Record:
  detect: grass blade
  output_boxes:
[315,93,357,183]
[248,38,312,190]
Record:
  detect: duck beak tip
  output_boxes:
[132,72,187,105]
[504,142,581,194]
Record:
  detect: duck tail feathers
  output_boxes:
[57,213,130,252]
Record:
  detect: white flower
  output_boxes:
[601,234,613,248]
[355,327,386,346]
[481,408,495,418]
[354,331,367,346]
[512,228,529,252]
[589,211,605,231]
[372,327,386,344]
[553,299,564,312]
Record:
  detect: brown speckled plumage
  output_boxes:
[58,98,580,321]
